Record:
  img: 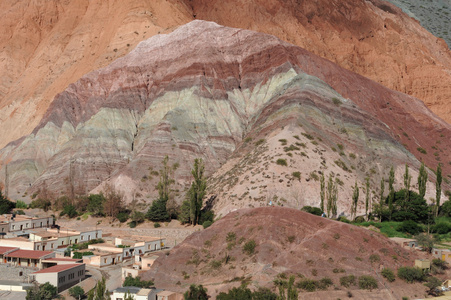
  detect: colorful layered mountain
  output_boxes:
[0,21,449,217]
[1,0,451,153]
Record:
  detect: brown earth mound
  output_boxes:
[143,207,427,299]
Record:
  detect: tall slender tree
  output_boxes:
[352,181,359,221]
[332,181,338,217]
[418,161,428,199]
[388,166,395,221]
[188,158,207,225]
[379,178,385,222]
[436,163,442,217]
[326,175,334,217]
[157,155,173,203]
[320,173,325,213]
[403,164,411,205]
[365,177,370,220]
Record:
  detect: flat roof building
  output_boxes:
[31,263,85,292]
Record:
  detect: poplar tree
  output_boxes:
[352,181,359,221]
[327,175,334,217]
[403,164,411,206]
[388,166,395,221]
[436,163,442,217]
[418,161,428,199]
[379,178,385,222]
[365,177,370,219]
[320,173,325,213]
[188,158,207,225]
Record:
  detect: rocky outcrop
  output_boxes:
[143,207,426,298]
[0,21,449,218]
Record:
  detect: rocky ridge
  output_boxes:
[0,21,449,218]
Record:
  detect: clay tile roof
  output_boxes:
[32,264,83,274]
[0,246,18,255]
[6,249,53,259]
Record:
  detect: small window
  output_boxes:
[37,245,40,250]
[12,225,15,230]
[104,258,107,263]
[81,236,84,240]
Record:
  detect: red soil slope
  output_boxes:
[144,207,428,299]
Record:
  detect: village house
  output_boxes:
[122,253,159,281]
[156,291,183,300]
[86,236,165,268]
[30,263,86,292]
[4,249,54,269]
[112,287,163,300]
[433,248,451,263]
[0,227,103,251]
[0,215,54,235]
[390,237,418,249]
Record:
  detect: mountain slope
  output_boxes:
[143,207,427,299]
[0,21,449,218]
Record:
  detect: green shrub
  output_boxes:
[301,133,314,140]
[369,254,380,264]
[332,97,342,106]
[123,276,154,288]
[340,275,356,288]
[154,222,161,228]
[431,222,451,234]
[354,216,365,223]
[15,209,25,215]
[296,279,317,292]
[301,206,323,216]
[381,268,395,282]
[278,139,288,145]
[417,147,427,154]
[397,267,425,283]
[338,216,351,223]
[117,212,129,223]
[276,159,287,166]
[292,171,301,180]
[318,277,333,290]
[255,139,265,146]
[358,275,378,290]
[129,221,137,228]
[69,286,84,299]
[60,204,78,218]
[243,240,256,255]
[226,232,236,242]
[15,200,28,209]
[203,221,213,229]
[397,220,422,235]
